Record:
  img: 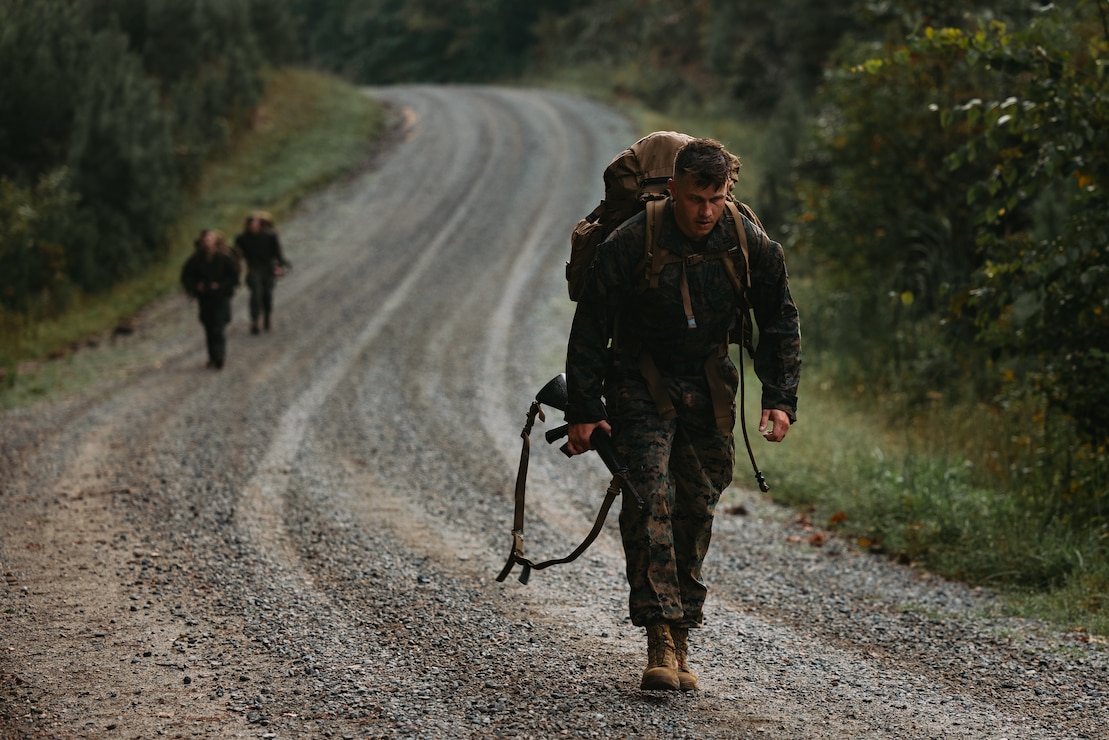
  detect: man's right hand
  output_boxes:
[566,420,612,456]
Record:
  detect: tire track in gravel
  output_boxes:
[232,89,509,586]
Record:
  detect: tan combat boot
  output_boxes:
[670,626,699,691]
[641,624,680,691]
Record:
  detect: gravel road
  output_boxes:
[1,85,1105,740]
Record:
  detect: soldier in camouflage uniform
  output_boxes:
[233,211,288,335]
[181,229,240,370]
[565,139,801,691]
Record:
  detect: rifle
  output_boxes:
[495,374,642,585]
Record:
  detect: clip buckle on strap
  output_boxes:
[646,200,710,331]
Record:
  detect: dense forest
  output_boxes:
[2,0,1106,602]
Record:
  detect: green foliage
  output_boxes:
[298,0,548,83]
[0,0,89,179]
[786,21,1014,408]
[935,11,1109,447]
[0,171,75,315]
[532,0,862,116]
[792,0,1109,438]
[0,0,285,324]
[778,2,1109,629]
[703,0,859,111]
[64,27,178,291]
[755,356,1109,634]
[792,30,999,316]
[92,0,268,182]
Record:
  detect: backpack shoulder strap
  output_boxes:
[644,198,669,289]
[724,200,751,294]
[643,198,753,297]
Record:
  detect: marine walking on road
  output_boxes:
[563,136,802,691]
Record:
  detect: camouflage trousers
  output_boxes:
[246,267,276,323]
[609,354,737,627]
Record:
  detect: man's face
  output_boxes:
[668,174,729,241]
[248,218,261,233]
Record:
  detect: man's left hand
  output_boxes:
[759,409,791,442]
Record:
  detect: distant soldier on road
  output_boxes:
[564,139,801,691]
[233,211,289,334]
[181,229,240,370]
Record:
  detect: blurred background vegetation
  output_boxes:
[1,0,1105,632]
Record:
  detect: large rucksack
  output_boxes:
[565,130,764,307]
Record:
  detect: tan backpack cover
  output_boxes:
[567,131,692,300]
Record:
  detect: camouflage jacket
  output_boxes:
[565,200,801,424]
[180,250,240,302]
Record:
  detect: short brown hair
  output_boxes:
[194,229,227,251]
[673,138,740,190]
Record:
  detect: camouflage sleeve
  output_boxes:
[564,222,645,423]
[746,223,801,422]
[565,293,609,423]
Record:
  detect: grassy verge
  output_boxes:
[0,68,385,409]
[534,64,1108,639]
[747,278,1109,638]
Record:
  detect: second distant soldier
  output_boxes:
[234,211,289,334]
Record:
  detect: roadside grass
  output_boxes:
[533,64,1108,638]
[0,68,385,409]
[753,277,1109,637]
[762,364,1109,638]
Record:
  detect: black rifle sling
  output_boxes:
[496,401,622,585]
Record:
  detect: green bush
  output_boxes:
[0,0,282,319]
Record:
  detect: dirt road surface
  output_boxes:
[1,86,1105,739]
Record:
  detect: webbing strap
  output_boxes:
[680,261,696,328]
[502,478,622,584]
[646,199,750,294]
[704,344,734,432]
[496,401,544,583]
[645,199,667,289]
[637,348,677,421]
[496,403,626,585]
[723,201,752,292]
